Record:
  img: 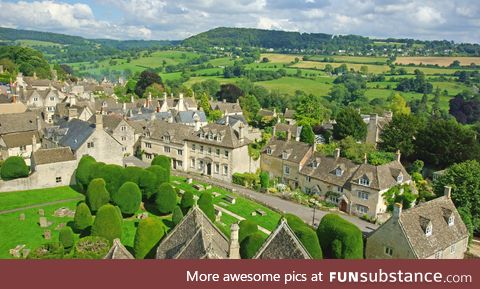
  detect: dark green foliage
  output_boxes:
[232,172,259,188]
[135,70,163,97]
[180,190,195,214]
[198,192,215,222]
[75,155,96,191]
[59,227,74,249]
[299,124,315,145]
[0,156,29,180]
[97,164,126,198]
[409,160,424,174]
[147,165,169,188]
[396,69,433,94]
[86,178,110,213]
[333,107,367,141]
[240,232,264,259]
[151,155,171,176]
[124,166,144,184]
[74,236,110,259]
[154,183,177,214]
[316,214,363,259]
[0,46,51,78]
[134,217,166,259]
[216,84,243,103]
[383,185,417,211]
[380,114,423,160]
[458,207,474,243]
[285,214,323,259]
[259,172,269,189]
[73,202,93,231]
[367,151,396,166]
[28,242,64,259]
[91,204,123,243]
[172,206,184,225]
[138,169,157,199]
[113,182,142,215]
[239,220,259,243]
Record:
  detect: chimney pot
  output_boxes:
[396,150,401,162]
[335,148,341,159]
[444,186,452,199]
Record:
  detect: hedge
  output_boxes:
[59,227,75,250]
[285,214,323,259]
[240,232,264,259]
[259,172,269,189]
[123,166,144,184]
[134,217,166,259]
[86,178,110,213]
[0,156,29,180]
[28,242,64,259]
[316,214,363,259]
[147,165,169,188]
[239,220,258,243]
[155,183,177,214]
[151,155,171,176]
[172,206,184,225]
[232,172,259,189]
[75,155,96,190]
[180,190,195,214]
[198,192,215,222]
[73,202,93,231]
[91,204,123,243]
[74,236,110,259]
[112,182,142,216]
[97,164,126,198]
[138,169,157,200]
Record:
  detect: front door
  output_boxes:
[340,200,348,213]
[207,163,212,176]
[172,159,177,169]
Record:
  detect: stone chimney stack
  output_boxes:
[130,95,135,103]
[287,128,292,140]
[33,72,37,80]
[393,203,402,219]
[396,150,401,162]
[32,134,37,151]
[95,113,103,130]
[123,102,127,111]
[364,153,368,164]
[148,92,152,107]
[444,186,452,199]
[238,123,245,142]
[228,223,240,259]
[36,116,42,131]
[335,148,341,159]
[225,110,230,126]
[194,115,201,132]
[223,99,226,103]
[70,94,76,106]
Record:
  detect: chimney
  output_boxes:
[238,123,245,142]
[95,113,103,130]
[393,203,402,219]
[335,148,341,159]
[130,95,135,103]
[194,115,201,131]
[272,125,277,138]
[223,99,226,103]
[364,153,368,164]
[396,150,401,162]
[444,186,452,199]
[287,129,292,140]
[36,116,42,131]
[123,102,127,111]
[33,72,37,80]
[32,134,37,151]
[148,92,152,107]
[69,94,76,106]
[228,223,240,259]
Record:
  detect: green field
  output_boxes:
[0,186,84,211]
[308,55,387,64]
[15,39,63,48]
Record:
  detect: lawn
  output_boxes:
[292,61,390,74]
[308,55,387,64]
[260,53,301,63]
[255,77,332,96]
[396,56,480,66]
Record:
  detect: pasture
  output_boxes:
[396,57,480,67]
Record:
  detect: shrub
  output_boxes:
[285,214,322,259]
[138,169,157,200]
[151,155,171,176]
[180,190,195,214]
[86,178,110,213]
[198,192,215,222]
[97,164,126,198]
[28,242,64,259]
[134,217,166,259]
[316,214,363,259]
[240,232,264,259]
[0,156,29,180]
[154,183,177,214]
[73,202,93,231]
[75,155,96,191]
[112,182,142,215]
[172,206,184,225]
[59,227,75,250]
[74,236,110,259]
[147,165,169,188]
[124,166,144,184]
[88,162,105,184]
[91,204,123,243]
[239,220,258,243]
[259,172,269,189]
[232,172,259,188]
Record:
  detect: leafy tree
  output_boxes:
[457,207,474,243]
[134,217,166,259]
[333,108,367,141]
[216,84,243,103]
[113,182,142,216]
[295,93,330,126]
[155,183,177,214]
[74,236,110,259]
[449,93,480,124]
[379,114,424,160]
[172,206,184,225]
[239,220,259,243]
[389,93,411,115]
[28,242,64,259]
[123,166,144,185]
[0,46,51,78]
[143,83,165,98]
[138,169,157,200]
[383,185,417,211]
[259,172,270,189]
[134,70,162,97]
[198,192,215,222]
[151,155,171,177]
[339,136,375,164]
[396,69,433,93]
[285,214,323,259]
[86,178,110,213]
[239,94,261,122]
[192,79,220,97]
[59,227,74,250]
[91,204,123,243]
[240,232,264,259]
[0,156,29,180]
[73,202,93,231]
[299,124,315,145]
[316,214,363,259]
[180,190,195,214]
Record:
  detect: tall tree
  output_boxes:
[332,107,367,141]
[389,93,411,115]
[299,124,315,145]
[295,94,331,126]
[134,70,162,97]
[379,114,423,159]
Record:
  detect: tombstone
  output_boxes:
[9,245,25,258]
[44,230,51,240]
[54,207,75,217]
[22,249,31,259]
[224,195,236,205]
[212,192,221,198]
[186,178,193,184]
[178,189,185,195]
[19,213,25,221]
[193,195,200,201]
[251,211,257,216]
[205,185,212,190]
[193,184,204,191]
[38,209,45,216]
[256,209,266,216]
[39,217,51,228]
[215,209,222,222]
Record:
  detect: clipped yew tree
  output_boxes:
[316,214,363,259]
[239,220,258,243]
[147,165,169,188]
[73,202,93,231]
[91,204,123,243]
[138,169,157,200]
[97,164,126,198]
[198,192,215,222]
[172,206,184,225]
[240,232,264,259]
[259,172,270,189]
[59,227,75,250]
[154,183,177,214]
[0,156,29,180]
[75,155,96,191]
[74,236,110,259]
[28,242,64,259]
[285,214,322,259]
[124,166,144,184]
[180,190,195,214]
[151,155,171,176]
[113,182,142,216]
[134,217,166,259]
[86,178,110,213]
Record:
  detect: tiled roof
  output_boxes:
[1,131,40,148]
[104,239,135,259]
[32,147,76,165]
[284,109,296,119]
[187,123,251,149]
[175,111,207,124]
[262,139,312,164]
[0,111,38,134]
[275,123,302,138]
[349,161,411,191]
[148,120,194,145]
[300,152,359,187]
[209,100,243,114]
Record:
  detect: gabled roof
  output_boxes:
[56,119,95,151]
[104,239,135,259]
[284,108,296,119]
[300,152,359,187]
[0,111,38,134]
[156,206,229,259]
[32,147,76,165]
[254,219,311,259]
[175,110,207,124]
[274,123,302,138]
[216,115,247,126]
[209,100,243,114]
[1,130,40,148]
[349,161,411,190]
[262,139,312,164]
[148,120,194,145]
[188,123,251,149]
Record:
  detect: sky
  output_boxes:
[0,0,479,43]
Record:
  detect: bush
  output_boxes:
[180,190,195,214]
[151,155,171,176]
[147,165,169,188]
[316,214,363,259]
[86,178,110,213]
[138,169,157,200]
[59,227,75,250]
[458,207,474,244]
[285,214,322,259]
[240,232,264,259]
[28,242,64,259]
[232,172,259,188]
[239,220,258,243]
[75,155,96,191]
[198,192,215,222]
[259,172,269,189]
[74,236,110,259]
[97,164,126,198]
[154,183,177,214]
[91,204,123,243]
[88,162,105,184]
[172,206,184,225]
[124,166,144,184]
[73,202,93,231]
[112,182,142,215]
[0,156,29,180]
[134,217,166,259]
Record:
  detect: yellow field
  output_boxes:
[396,57,480,67]
[260,53,301,63]
[291,61,390,74]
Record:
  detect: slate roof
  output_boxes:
[156,206,230,259]
[0,112,38,134]
[32,147,76,165]
[49,119,95,151]
[209,100,243,114]
[104,239,135,260]
[262,139,312,164]
[127,120,148,134]
[127,111,171,122]
[1,130,40,148]
[216,115,247,126]
[187,123,251,149]
[258,109,276,117]
[284,108,296,119]
[254,219,311,259]
[396,196,468,258]
[175,111,207,124]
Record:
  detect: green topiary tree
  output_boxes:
[86,178,110,213]
[240,232,264,259]
[0,156,29,180]
[124,166,144,184]
[239,220,258,243]
[147,165,169,188]
[172,206,184,225]
[59,226,75,250]
[97,164,126,198]
[134,217,166,259]
[285,214,323,259]
[112,182,142,216]
[259,172,269,189]
[73,202,93,231]
[151,155,171,176]
[28,242,64,259]
[154,183,177,215]
[138,169,157,200]
[91,204,123,243]
[180,190,195,214]
[198,192,215,222]
[75,155,96,191]
[88,161,105,184]
[316,214,363,259]
[74,236,110,259]
[300,124,315,145]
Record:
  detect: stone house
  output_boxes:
[20,88,67,123]
[284,108,296,125]
[366,187,469,259]
[273,123,302,141]
[363,111,393,147]
[96,114,136,156]
[30,147,77,187]
[209,99,243,116]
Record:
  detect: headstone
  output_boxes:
[206,185,212,190]
[212,192,221,198]
[193,184,204,191]
[251,211,257,216]
[186,178,193,184]
[19,213,25,221]
[22,249,30,259]
[38,209,44,216]
[224,195,236,205]
[193,195,200,201]
[9,245,25,258]
[39,217,49,228]
[173,180,181,185]
[54,207,75,217]
[256,209,266,216]
[178,189,185,195]
[44,230,51,240]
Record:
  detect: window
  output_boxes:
[284,165,290,175]
[87,142,94,148]
[192,144,196,151]
[356,205,368,214]
[33,97,38,102]
[215,163,219,174]
[359,177,370,186]
[450,244,456,254]
[435,251,442,259]
[207,147,212,155]
[191,158,195,168]
[164,146,171,153]
[384,246,393,256]
[426,223,432,236]
[178,149,183,156]
[121,136,126,141]
[337,186,344,193]
[448,215,454,226]
[305,176,311,182]
[357,191,369,200]
[397,174,403,183]
[19,145,27,152]
[163,135,170,142]
[223,165,228,175]
[200,146,204,153]
[49,97,55,101]
[145,153,153,160]
[121,126,127,131]
[216,148,220,156]
[224,150,229,158]
[335,167,343,176]
[122,147,127,152]
[266,148,272,155]
[208,134,213,140]
[328,195,339,204]
[199,160,204,170]
[56,177,62,183]
[282,152,288,159]
[145,142,152,149]
[177,160,183,167]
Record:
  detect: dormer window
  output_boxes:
[397,173,403,183]
[442,208,454,227]
[425,223,432,236]
[266,148,272,155]
[282,151,289,160]
[200,132,205,139]
[448,215,454,226]
[163,135,170,142]
[335,167,343,177]
[359,177,370,186]
[208,133,213,140]
[312,160,319,168]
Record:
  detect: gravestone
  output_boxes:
[224,195,236,205]
[205,185,212,190]
[22,249,30,259]
[44,230,51,240]
[178,189,185,195]
[251,211,257,216]
[215,209,222,222]
[38,209,45,216]
[19,213,25,221]
[9,245,25,258]
[39,217,51,228]
[212,192,221,198]
[186,178,193,184]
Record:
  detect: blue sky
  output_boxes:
[0,0,479,43]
